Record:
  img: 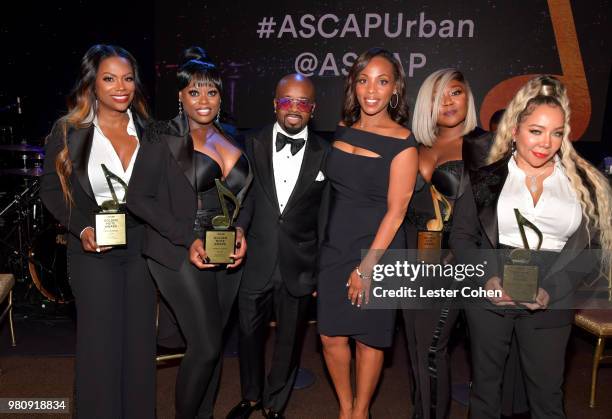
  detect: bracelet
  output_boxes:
[355,266,371,280]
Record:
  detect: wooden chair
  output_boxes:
[0,273,16,347]
[0,273,17,375]
[574,309,612,407]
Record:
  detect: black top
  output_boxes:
[194,152,250,232]
[195,152,249,195]
[431,159,464,199]
[406,127,491,234]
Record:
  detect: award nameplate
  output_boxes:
[502,209,542,303]
[94,164,127,247]
[204,179,240,264]
[417,186,451,263]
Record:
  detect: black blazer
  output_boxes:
[450,155,596,327]
[40,114,147,255]
[127,114,250,271]
[462,127,493,171]
[236,124,330,297]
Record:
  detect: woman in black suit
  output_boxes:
[40,44,156,419]
[450,75,612,418]
[403,68,487,419]
[127,47,250,419]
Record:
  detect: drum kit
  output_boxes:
[0,125,73,306]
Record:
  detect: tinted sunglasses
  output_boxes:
[276,97,314,113]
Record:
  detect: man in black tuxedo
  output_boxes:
[226,74,329,419]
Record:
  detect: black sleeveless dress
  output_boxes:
[317,126,417,348]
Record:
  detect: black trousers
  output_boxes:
[68,225,157,419]
[403,308,459,419]
[148,257,241,419]
[465,308,571,419]
[501,334,529,416]
[238,265,311,412]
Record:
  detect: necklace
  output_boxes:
[525,165,552,193]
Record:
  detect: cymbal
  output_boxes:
[2,167,44,177]
[0,143,44,153]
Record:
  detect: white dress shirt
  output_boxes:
[272,122,308,213]
[88,109,140,206]
[497,156,582,251]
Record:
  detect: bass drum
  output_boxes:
[28,224,74,304]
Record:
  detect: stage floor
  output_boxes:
[0,314,610,418]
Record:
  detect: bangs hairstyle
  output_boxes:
[342,47,409,126]
[54,44,149,205]
[412,68,477,146]
[177,59,223,93]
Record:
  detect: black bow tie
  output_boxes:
[275,132,305,155]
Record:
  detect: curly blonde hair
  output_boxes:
[488,75,612,278]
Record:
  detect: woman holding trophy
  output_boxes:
[402,68,483,419]
[450,75,612,418]
[40,44,156,418]
[127,47,250,419]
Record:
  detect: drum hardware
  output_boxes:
[0,143,44,153]
[1,143,45,177]
[0,180,41,281]
[0,142,45,178]
[2,167,44,177]
[0,178,72,305]
[27,224,72,304]
[0,95,73,306]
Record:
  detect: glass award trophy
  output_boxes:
[94,164,127,247]
[502,209,543,303]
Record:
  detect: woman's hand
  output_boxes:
[485,276,515,306]
[227,227,247,269]
[347,268,370,307]
[189,239,217,269]
[80,227,111,253]
[521,288,550,311]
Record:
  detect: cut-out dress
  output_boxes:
[317,125,417,347]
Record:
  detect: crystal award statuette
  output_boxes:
[204,179,241,264]
[417,186,451,263]
[502,209,543,303]
[94,164,127,247]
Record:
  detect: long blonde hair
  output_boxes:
[412,68,477,146]
[489,75,612,275]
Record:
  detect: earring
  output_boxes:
[389,92,399,109]
[178,100,183,116]
[216,110,221,124]
[511,140,516,153]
